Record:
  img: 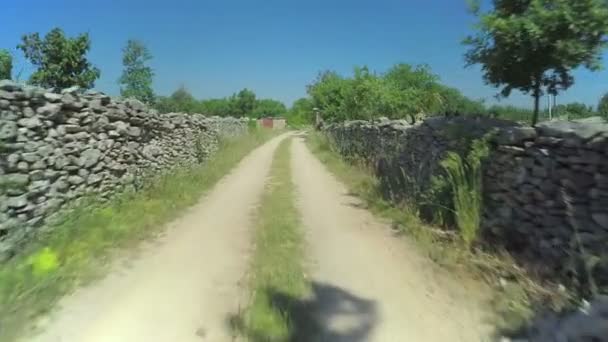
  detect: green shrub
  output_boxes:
[440,138,489,248]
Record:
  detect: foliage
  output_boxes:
[0,128,279,341]
[0,49,12,80]
[154,86,198,113]
[119,40,155,104]
[307,64,449,123]
[286,97,314,127]
[440,138,489,249]
[251,99,286,118]
[464,0,608,125]
[487,104,535,122]
[598,93,608,119]
[231,88,257,118]
[553,102,596,120]
[437,85,486,116]
[18,28,100,89]
[199,98,233,117]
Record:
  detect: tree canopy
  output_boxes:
[251,99,286,118]
[0,50,12,80]
[464,0,608,125]
[119,39,155,104]
[18,28,100,89]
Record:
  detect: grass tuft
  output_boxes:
[0,128,278,341]
[232,138,309,341]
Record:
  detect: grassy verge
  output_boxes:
[305,131,570,335]
[231,138,309,341]
[0,128,278,341]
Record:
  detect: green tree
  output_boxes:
[553,102,596,119]
[119,39,155,104]
[252,99,286,118]
[307,71,349,122]
[230,88,257,117]
[199,98,233,116]
[287,97,314,127]
[598,93,608,119]
[18,28,100,89]
[464,0,608,125]
[0,50,12,80]
[155,86,197,113]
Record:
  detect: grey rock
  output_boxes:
[67,175,85,185]
[0,80,22,91]
[0,121,18,139]
[16,161,29,172]
[17,117,43,129]
[43,92,62,102]
[61,86,80,94]
[36,103,61,119]
[127,126,142,137]
[28,180,50,194]
[7,195,28,208]
[50,179,69,193]
[21,152,40,163]
[592,213,608,230]
[80,148,102,168]
[0,174,30,188]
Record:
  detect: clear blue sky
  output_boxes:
[2,0,607,108]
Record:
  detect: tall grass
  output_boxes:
[439,138,489,249]
[0,128,278,341]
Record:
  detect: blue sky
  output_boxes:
[2,0,607,108]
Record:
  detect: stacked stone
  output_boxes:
[324,116,608,291]
[0,80,247,259]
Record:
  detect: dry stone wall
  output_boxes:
[324,116,608,293]
[0,80,248,260]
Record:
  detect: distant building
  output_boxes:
[258,117,286,129]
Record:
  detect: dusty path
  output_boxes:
[291,137,492,342]
[24,134,289,342]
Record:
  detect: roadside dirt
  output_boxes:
[23,134,289,342]
[290,136,493,342]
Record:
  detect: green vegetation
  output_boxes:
[119,39,155,104]
[154,86,287,119]
[464,0,608,125]
[18,27,100,89]
[440,139,489,249]
[0,49,12,80]
[598,93,608,118]
[232,138,309,341]
[0,129,277,341]
[286,97,314,127]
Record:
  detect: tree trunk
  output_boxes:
[532,81,541,126]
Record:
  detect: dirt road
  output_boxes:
[24,133,491,342]
[290,137,492,342]
[25,134,289,342]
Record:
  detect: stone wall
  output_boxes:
[0,81,248,259]
[324,116,608,292]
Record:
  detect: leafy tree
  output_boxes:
[18,28,100,89]
[231,88,256,117]
[307,71,349,122]
[437,86,486,116]
[119,39,155,104]
[553,102,596,119]
[598,93,608,119]
[252,99,286,118]
[464,0,608,125]
[199,98,233,116]
[487,104,534,122]
[0,50,12,80]
[155,86,197,113]
[287,97,314,127]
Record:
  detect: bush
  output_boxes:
[440,138,489,248]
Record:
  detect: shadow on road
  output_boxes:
[229,282,377,342]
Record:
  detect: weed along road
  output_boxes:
[22,132,491,342]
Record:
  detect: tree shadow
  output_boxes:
[229,282,378,342]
